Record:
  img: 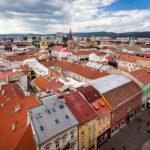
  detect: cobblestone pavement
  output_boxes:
[99,109,150,150]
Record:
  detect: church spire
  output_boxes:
[69,29,73,40]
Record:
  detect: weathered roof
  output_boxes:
[91,98,111,118]
[34,75,49,91]
[0,83,40,150]
[90,74,131,94]
[103,81,142,108]
[64,91,97,125]
[130,69,150,85]
[77,85,101,103]
[29,95,78,145]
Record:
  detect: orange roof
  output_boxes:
[55,61,109,80]
[130,69,150,85]
[91,98,111,118]
[15,125,36,150]
[34,75,49,91]
[20,64,30,72]
[73,50,98,55]
[143,67,150,73]
[7,55,31,61]
[118,54,150,63]
[0,83,40,150]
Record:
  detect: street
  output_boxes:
[99,109,150,150]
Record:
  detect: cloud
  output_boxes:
[0,0,150,33]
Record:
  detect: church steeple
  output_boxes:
[69,29,73,40]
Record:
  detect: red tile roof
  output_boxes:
[45,79,64,93]
[34,75,49,91]
[7,55,31,61]
[15,125,36,150]
[73,50,98,55]
[55,61,109,80]
[130,69,150,85]
[20,64,30,72]
[53,46,64,51]
[118,54,150,63]
[0,83,40,150]
[64,91,97,125]
[77,85,101,103]
[0,70,17,80]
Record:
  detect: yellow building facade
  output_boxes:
[79,117,97,150]
[40,41,48,50]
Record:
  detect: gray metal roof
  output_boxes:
[29,94,78,145]
[85,62,103,70]
[89,74,131,94]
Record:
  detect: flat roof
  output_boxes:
[90,74,131,94]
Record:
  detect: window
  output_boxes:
[45,144,50,150]
[107,114,109,119]
[81,140,84,148]
[103,127,105,132]
[99,119,101,125]
[88,125,91,132]
[71,144,75,150]
[93,123,95,129]
[103,116,105,122]
[56,141,59,149]
[63,136,66,143]
[92,133,95,140]
[71,132,74,139]
[116,113,118,121]
[81,129,84,136]
[88,136,91,143]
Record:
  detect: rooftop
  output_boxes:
[103,81,142,108]
[130,69,150,85]
[34,75,49,91]
[0,83,40,150]
[29,94,78,145]
[90,74,131,94]
[64,91,97,125]
[77,85,101,103]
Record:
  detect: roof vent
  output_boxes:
[52,99,56,105]
[44,105,48,111]
[12,124,16,132]
[2,90,5,96]
[15,105,22,112]
[1,103,4,107]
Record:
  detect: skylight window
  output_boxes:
[59,104,64,109]
[40,125,44,131]
[55,119,59,124]
[65,115,69,119]
[52,107,56,112]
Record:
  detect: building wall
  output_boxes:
[31,122,78,150]
[111,92,142,135]
[89,53,100,62]
[8,72,20,82]
[97,113,110,137]
[79,117,97,150]
[48,68,61,80]
[52,50,60,58]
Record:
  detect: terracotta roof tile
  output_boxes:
[34,75,49,91]
[0,83,40,150]
[20,64,30,72]
[130,69,150,84]
[15,125,36,150]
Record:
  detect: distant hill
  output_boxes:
[72,31,150,38]
[1,31,150,38]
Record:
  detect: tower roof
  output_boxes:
[69,29,73,40]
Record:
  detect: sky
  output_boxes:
[0,0,150,34]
